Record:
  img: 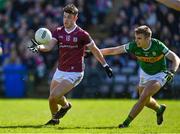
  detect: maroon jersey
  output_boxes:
[53,25,92,72]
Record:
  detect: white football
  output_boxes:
[35,28,52,44]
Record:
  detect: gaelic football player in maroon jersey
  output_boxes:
[28,4,113,125]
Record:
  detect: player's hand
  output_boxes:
[103,65,113,78]
[28,39,39,53]
[164,70,175,83]
[84,50,92,58]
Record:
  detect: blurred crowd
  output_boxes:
[0,0,179,98]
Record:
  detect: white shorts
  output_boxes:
[139,68,167,87]
[52,69,84,87]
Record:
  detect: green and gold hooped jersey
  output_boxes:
[125,38,169,75]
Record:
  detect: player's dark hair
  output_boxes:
[63,4,78,15]
[135,25,152,38]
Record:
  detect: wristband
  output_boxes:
[103,63,108,67]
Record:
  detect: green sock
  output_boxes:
[123,115,133,126]
[156,105,163,114]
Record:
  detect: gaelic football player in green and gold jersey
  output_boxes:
[100,25,180,128]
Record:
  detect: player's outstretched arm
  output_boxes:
[87,41,113,78]
[166,50,180,73]
[100,45,126,56]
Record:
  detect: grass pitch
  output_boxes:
[0,99,180,133]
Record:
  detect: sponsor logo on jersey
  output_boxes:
[60,45,78,48]
[136,54,164,63]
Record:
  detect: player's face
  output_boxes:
[63,12,77,29]
[135,33,149,48]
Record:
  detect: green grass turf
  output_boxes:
[0,99,180,133]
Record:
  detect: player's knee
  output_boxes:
[49,93,58,102]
